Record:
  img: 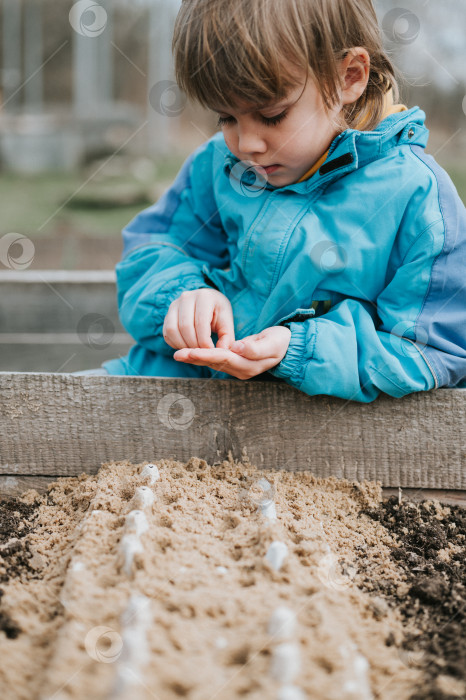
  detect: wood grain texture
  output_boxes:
[0,373,465,489]
[0,475,53,498]
[0,271,121,333]
[0,271,132,372]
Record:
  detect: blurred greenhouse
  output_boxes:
[0,0,465,270]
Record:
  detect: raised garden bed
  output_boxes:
[0,458,465,699]
[1,371,465,698]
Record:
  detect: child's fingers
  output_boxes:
[230,333,270,360]
[176,292,200,348]
[163,301,187,349]
[213,305,236,349]
[194,297,215,348]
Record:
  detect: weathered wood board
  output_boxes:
[0,270,132,372]
[1,373,465,495]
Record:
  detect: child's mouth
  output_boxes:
[254,164,281,174]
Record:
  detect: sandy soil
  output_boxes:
[0,458,464,700]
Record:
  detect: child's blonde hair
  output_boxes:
[172,0,401,132]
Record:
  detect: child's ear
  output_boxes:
[339,48,370,106]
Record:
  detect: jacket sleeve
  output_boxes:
[269,171,466,402]
[115,139,229,355]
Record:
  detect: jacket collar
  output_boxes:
[223,105,429,195]
[295,87,409,183]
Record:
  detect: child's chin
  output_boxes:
[269,173,294,187]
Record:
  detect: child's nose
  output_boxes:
[237,125,267,155]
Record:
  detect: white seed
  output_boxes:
[268,606,296,640]
[277,685,307,700]
[345,653,372,699]
[112,594,151,697]
[256,477,274,499]
[141,464,160,485]
[121,593,150,629]
[118,534,143,579]
[265,541,288,571]
[269,642,301,684]
[70,560,85,572]
[214,636,228,650]
[132,486,155,510]
[260,499,277,521]
[216,566,228,575]
[353,653,369,675]
[339,644,373,700]
[125,510,149,537]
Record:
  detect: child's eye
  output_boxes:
[216,110,288,128]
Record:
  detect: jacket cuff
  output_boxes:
[269,322,312,384]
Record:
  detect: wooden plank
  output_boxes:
[0,476,54,498]
[0,270,132,372]
[0,342,132,373]
[0,373,465,488]
[0,270,122,333]
[0,271,117,283]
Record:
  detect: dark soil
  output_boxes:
[362,497,466,700]
[0,498,40,638]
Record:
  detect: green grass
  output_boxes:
[445,167,466,205]
[0,155,185,239]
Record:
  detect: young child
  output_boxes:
[91,0,466,402]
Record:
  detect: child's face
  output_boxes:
[213,71,346,187]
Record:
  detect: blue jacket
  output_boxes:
[104,106,466,402]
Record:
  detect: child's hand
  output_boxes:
[173,325,291,380]
[163,288,235,350]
